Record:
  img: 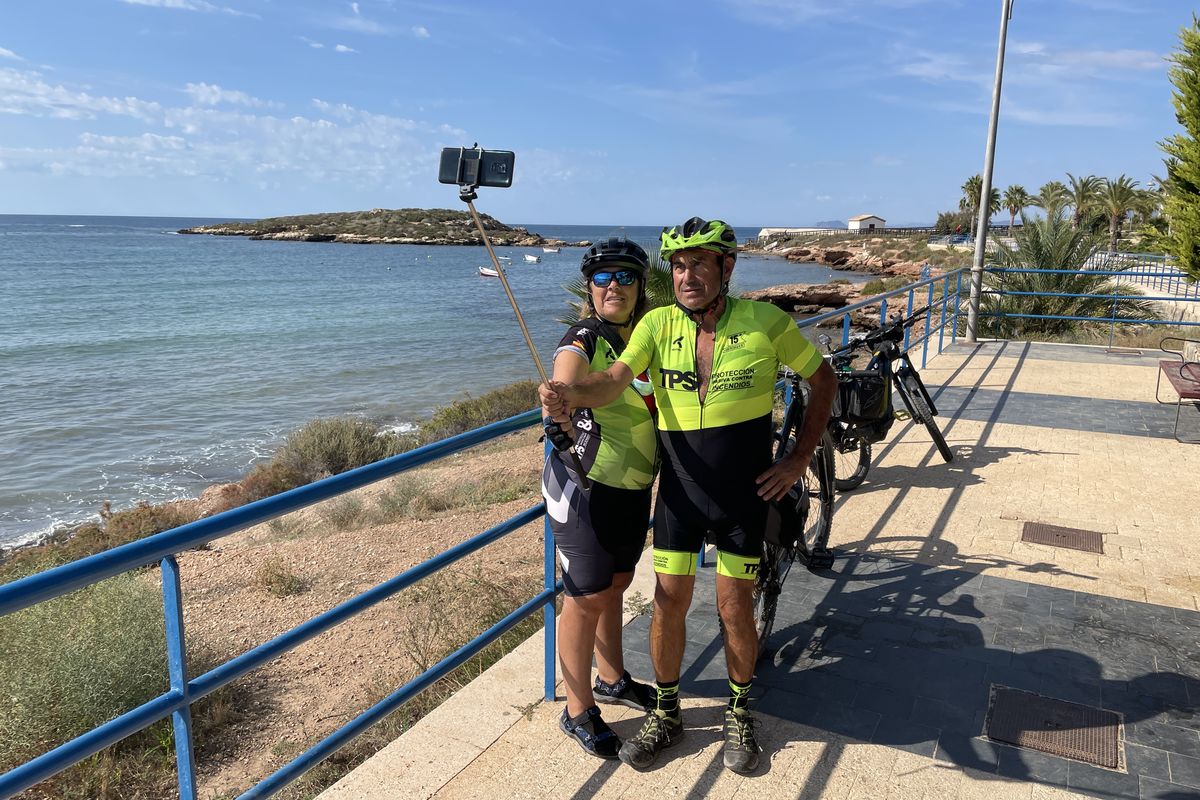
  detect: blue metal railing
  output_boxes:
[980,258,1200,331]
[0,267,974,799]
[0,410,558,800]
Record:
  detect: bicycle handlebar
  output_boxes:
[826,305,931,357]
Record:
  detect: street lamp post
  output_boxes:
[966,0,1015,343]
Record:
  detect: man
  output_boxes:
[541,217,837,773]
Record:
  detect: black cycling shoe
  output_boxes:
[593,671,654,712]
[617,710,684,770]
[723,707,762,774]
[560,705,621,759]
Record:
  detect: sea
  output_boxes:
[0,215,869,547]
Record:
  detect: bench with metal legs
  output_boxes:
[1156,336,1200,443]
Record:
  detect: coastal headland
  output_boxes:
[179,207,590,247]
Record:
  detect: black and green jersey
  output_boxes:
[615,297,824,572]
[556,318,658,490]
[616,296,823,430]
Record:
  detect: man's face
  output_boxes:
[670,248,731,310]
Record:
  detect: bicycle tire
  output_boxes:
[900,373,954,463]
[752,542,792,660]
[831,434,871,492]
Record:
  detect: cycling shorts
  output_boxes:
[541,451,651,597]
[650,415,773,581]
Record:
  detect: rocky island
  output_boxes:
[179,207,588,247]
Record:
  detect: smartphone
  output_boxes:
[438,147,515,189]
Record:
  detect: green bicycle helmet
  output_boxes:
[660,217,738,261]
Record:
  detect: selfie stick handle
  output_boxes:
[463,195,591,489]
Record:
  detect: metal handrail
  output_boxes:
[0,410,555,800]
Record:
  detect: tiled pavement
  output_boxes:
[325,341,1200,800]
[620,554,1200,799]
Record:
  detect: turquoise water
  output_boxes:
[0,215,868,545]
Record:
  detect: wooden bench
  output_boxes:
[1156,336,1200,443]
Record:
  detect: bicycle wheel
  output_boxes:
[752,542,792,659]
[900,373,954,463]
[831,431,871,491]
[802,435,836,567]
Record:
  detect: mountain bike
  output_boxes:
[751,370,836,659]
[816,306,954,491]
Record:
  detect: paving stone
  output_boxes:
[1125,743,1171,782]
[869,715,939,757]
[1127,721,1200,758]
[995,744,1071,785]
[934,734,1003,771]
[1168,752,1200,789]
[913,696,984,736]
[1138,775,1199,799]
[1067,761,1143,799]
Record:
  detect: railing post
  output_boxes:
[542,439,556,702]
[903,289,914,352]
[841,312,850,346]
[880,297,888,327]
[161,555,197,800]
[953,270,963,343]
[938,276,949,354]
[922,281,934,368]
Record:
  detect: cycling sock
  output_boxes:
[655,680,680,716]
[728,678,752,711]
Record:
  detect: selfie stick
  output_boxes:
[456,167,591,489]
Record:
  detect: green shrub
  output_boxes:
[276,417,406,485]
[239,460,307,502]
[0,573,239,799]
[861,276,912,297]
[255,556,309,597]
[318,496,367,530]
[419,381,538,442]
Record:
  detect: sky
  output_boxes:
[0,1,1192,226]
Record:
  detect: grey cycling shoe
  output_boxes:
[722,707,762,774]
[617,710,684,770]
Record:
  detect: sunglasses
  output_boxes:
[590,270,638,288]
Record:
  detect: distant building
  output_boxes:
[847,214,886,231]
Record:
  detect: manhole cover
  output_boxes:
[1104,348,1144,357]
[1022,522,1104,554]
[986,686,1123,769]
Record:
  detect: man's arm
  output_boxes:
[755,360,837,501]
[539,362,635,424]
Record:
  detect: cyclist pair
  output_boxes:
[541,217,837,773]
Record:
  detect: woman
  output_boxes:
[541,237,658,759]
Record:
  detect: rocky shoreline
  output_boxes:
[744,239,933,279]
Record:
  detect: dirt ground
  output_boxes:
[167,429,548,798]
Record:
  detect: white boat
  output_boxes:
[542,247,560,254]
[478,266,500,277]
[497,255,512,261]
[523,254,541,264]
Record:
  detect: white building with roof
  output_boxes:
[847,214,886,231]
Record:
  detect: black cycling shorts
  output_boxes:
[541,452,651,597]
[651,415,773,580]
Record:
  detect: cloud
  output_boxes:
[335,44,357,53]
[719,0,950,27]
[0,65,469,189]
[412,26,430,38]
[0,67,162,121]
[119,0,256,17]
[185,82,275,108]
[330,14,392,34]
[299,36,325,49]
[0,47,22,61]
[1011,45,1162,79]
[351,1,360,13]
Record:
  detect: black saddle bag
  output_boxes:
[834,371,894,444]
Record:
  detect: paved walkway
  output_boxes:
[321,341,1200,800]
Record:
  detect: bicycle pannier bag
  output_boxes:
[836,371,891,425]
[764,486,806,549]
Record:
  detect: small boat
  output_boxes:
[497,255,512,261]
[479,266,500,277]
[523,254,541,264]
[542,246,560,254]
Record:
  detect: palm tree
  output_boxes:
[1034,181,1070,218]
[1065,173,1103,229]
[959,174,1001,228]
[981,214,1160,338]
[1002,185,1031,235]
[557,241,675,325]
[1097,175,1141,252]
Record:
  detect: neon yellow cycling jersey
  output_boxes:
[616,296,823,431]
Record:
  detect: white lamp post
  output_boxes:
[966,0,1015,343]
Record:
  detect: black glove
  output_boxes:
[543,417,573,452]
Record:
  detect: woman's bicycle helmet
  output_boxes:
[580,237,649,277]
[660,217,738,262]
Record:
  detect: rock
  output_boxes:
[198,482,244,516]
[741,282,861,310]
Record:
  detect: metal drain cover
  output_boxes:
[986,686,1123,769]
[1022,522,1104,554]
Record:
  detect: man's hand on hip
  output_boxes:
[755,449,811,502]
